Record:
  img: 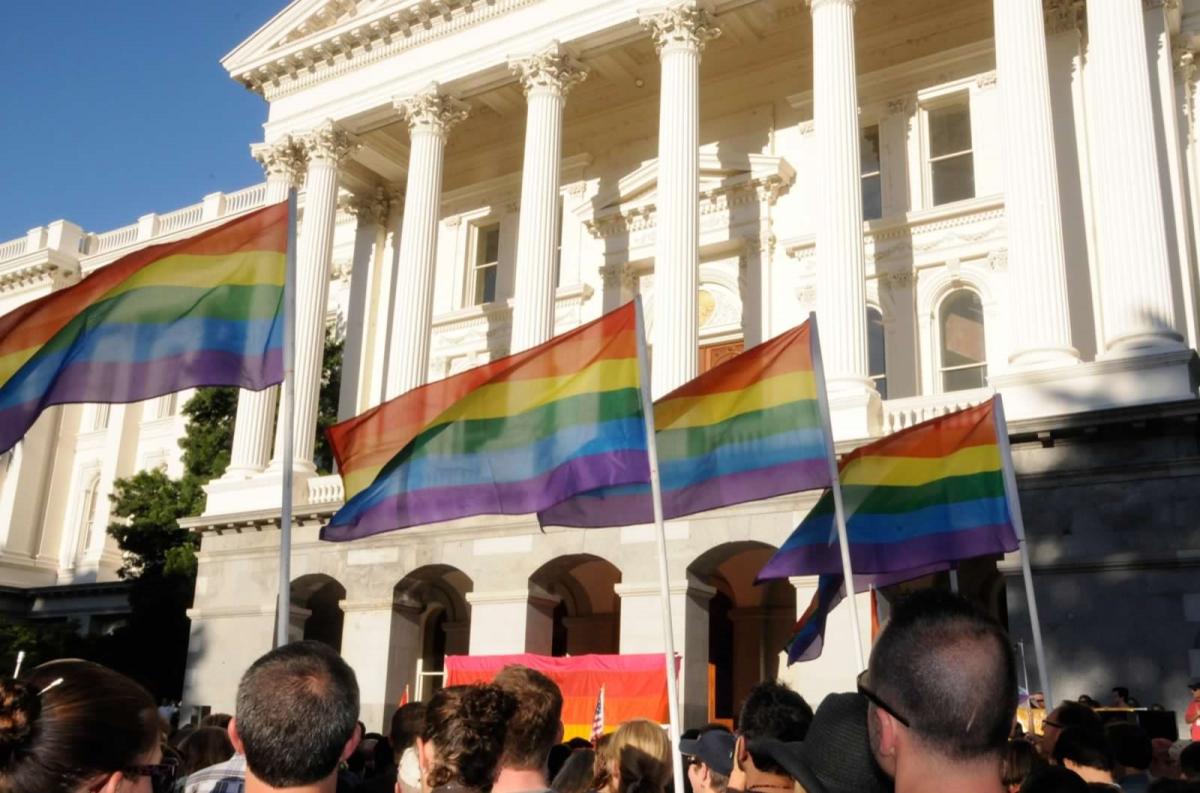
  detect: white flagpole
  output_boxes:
[993,394,1053,706]
[808,313,866,671]
[632,296,685,793]
[275,189,298,648]
[12,650,24,678]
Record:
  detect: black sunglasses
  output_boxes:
[857,670,911,728]
[124,763,178,793]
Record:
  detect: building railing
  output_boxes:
[158,203,205,235]
[307,475,344,505]
[881,386,994,434]
[91,224,140,255]
[226,184,268,214]
[0,238,27,261]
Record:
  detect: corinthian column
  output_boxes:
[270,121,357,472]
[509,43,587,353]
[222,138,306,479]
[338,188,390,421]
[1086,2,1182,353]
[641,3,719,397]
[387,85,469,398]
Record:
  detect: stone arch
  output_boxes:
[290,573,347,651]
[394,565,474,701]
[529,554,622,657]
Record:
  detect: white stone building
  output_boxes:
[4,0,1200,731]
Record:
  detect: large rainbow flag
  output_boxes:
[322,303,649,541]
[0,203,288,454]
[538,319,832,527]
[757,398,1018,580]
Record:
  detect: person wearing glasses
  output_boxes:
[859,590,1017,793]
[679,728,734,793]
[0,658,176,793]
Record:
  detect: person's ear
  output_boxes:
[341,721,364,762]
[554,721,565,746]
[93,770,123,793]
[734,735,749,771]
[875,709,900,758]
[228,718,246,755]
[417,736,434,775]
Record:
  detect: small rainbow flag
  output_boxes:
[0,203,288,454]
[322,303,648,541]
[758,398,1018,581]
[538,319,832,527]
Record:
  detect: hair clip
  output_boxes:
[37,678,63,696]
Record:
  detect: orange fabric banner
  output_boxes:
[445,654,673,741]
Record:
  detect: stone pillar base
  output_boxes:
[202,468,315,516]
[826,383,882,442]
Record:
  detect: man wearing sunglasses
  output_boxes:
[860,590,1017,793]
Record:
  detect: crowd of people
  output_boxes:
[1,590,1197,793]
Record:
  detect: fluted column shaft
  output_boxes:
[225,140,305,478]
[387,87,469,398]
[510,46,587,353]
[1086,2,1182,353]
[338,189,389,421]
[271,122,356,471]
[811,0,870,390]
[643,5,719,398]
[994,0,1078,367]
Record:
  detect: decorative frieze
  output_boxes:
[395,84,471,136]
[640,3,721,55]
[509,42,588,97]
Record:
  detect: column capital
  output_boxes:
[807,0,858,9]
[251,137,308,187]
[394,83,471,136]
[1043,0,1085,36]
[342,185,391,225]
[509,41,588,98]
[298,120,359,165]
[640,3,721,56]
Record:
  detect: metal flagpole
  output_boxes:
[808,313,866,671]
[994,394,1053,706]
[275,188,298,648]
[1017,640,1033,734]
[632,296,685,793]
[12,650,24,678]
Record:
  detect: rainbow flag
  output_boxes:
[758,398,1018,581]
[321,303,648,541]
[0,203,288,454]
[538,319,832,527]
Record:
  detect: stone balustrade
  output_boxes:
[881,386,995,433]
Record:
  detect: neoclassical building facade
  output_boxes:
[4,0,1200,730]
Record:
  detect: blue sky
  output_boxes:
[0,1,288,242]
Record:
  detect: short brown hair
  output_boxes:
[493,665,564,770]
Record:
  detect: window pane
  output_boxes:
[477,263,497,304]
[940,290,986,393]
[932,153,975,205]
[928,103,972,157]
[942,365,987,392]
[860,126,881,174]
[873,376,889,401]
[862,174,883,221]
[867,308,886,378]
[483,226,500,263]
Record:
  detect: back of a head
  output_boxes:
[493,665,564,771]
[391,702,427,757]
[868,589,1016,762]
[1106,722,1151,772]
[1020,765,1088,793]
[1053,702,1105,736]
[1002,739,1044,789]
[202,712,233,730]
[180,725,236,775]
[602,719,671,793]
[0,659,158,793]
[552,748,597,793]
[1053,727,1114,773]
[424,684,518,791]
[235,640,360,789]
[1182,742,1200,780]
[737,681,813,775]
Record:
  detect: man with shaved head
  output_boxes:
[861,590,1018,793]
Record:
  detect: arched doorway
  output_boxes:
[529,555,622,656]
[290,574,347,651]
[689,543,795,726]
[394,565,473,701]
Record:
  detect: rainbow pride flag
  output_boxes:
[0,203,288,454]
[758,398,1018,581]
[538,319,832,527]
[321,303,648,541]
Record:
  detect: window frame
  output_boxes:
[866,305,888,400]
[936,287,988,393]
[466,221,501,307]
[917,83,976,209]
[860,123,884,222]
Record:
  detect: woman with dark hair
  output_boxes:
[417,685,517,793]
[551,748,596,793]
[0,658,173,793]
[176,726,234,779]
[1002,739,1044,793]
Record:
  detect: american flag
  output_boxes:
[590,684,606,745]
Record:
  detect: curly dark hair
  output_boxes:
[423,685,517,791]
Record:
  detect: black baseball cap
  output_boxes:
[1189,680,1200,691]
[679,729,735,778]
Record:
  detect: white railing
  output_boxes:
[93,223,140,254]
[0,237,27,263]
[307,474,344,505]
[158,203,204,235]
[881,386,994,434]
[226,184,268,214]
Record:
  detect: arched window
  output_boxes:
[77,474,101,559]
[939,289,987,391]
[867,307,887,399]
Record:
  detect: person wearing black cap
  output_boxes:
[679,729,734,793]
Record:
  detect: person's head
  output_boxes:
[178,725,235,776]
[391,703,427,762]
[1019,765,1087,793]
[1029,693,1046,710]
[1190,682,1200,701]
[548,745,572,782]
[594,720,671,793]
[680,728,734,793]
[1181,742,1200,781]
[493,665,565,773]
[1112,688,1131,706]
[230,640,361,790]
[863,590,1016,777]
[1106,722,1151,776]
[551,748,596,793]
[1052,727,1114,784]
[1002,739,1044,793]
[0,659,164,793]
[201,713,233,730]
[735,681,813,778]
[1041,701,1104,760]
[419,684,517,793]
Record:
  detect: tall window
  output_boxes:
[87,403,111,432]
[927,100,974,206]
[78,475,101,559]
[939,290,987,391]
[470,223,500,306]
[861,125,883,221]
[867,307,887,399]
